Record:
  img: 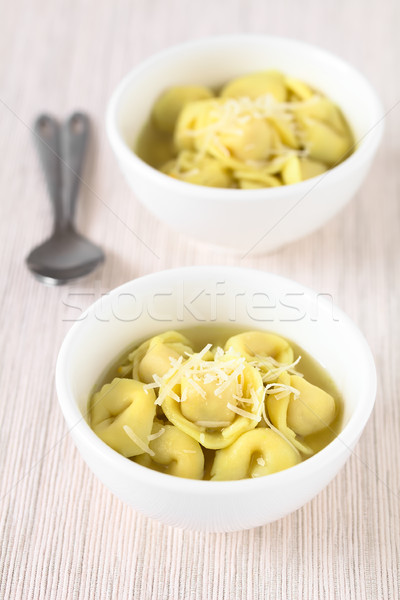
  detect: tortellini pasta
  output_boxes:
[161,150,232,188]
[136,70,354,188]
[91,378,156,457]
[135,423,204,479]
[152,85,214,134]
[128,330,193,384]
[211,428,300,481]
[266,372,336,454]
[90,329,342,481]
[161,358,264,449]
[220,70,287,102]
[225,331,294,365]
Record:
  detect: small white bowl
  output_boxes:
[56,266,376,532]
[106,34,384,255]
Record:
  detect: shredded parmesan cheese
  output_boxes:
[250,355,303,382]
[185,377,207,398]
[264,382,301,398]
[123,425,155,457]
[181,93,321,163]
[214,360,245,396]
[249,386,261,411]
[147,428,165,442]
[155,344,212,405]
[260,392,300,456]
[147,345,253,413]
[233,394,254,404]
[226,402,260,422]
[143,381,160,390]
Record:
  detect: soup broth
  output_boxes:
[136,71,354,189]
[90,326,343,481]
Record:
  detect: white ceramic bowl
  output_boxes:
[106,35,384,255]
[56,266,376,532]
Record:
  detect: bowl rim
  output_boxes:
[106,33,385,201]
[56,266,377,494]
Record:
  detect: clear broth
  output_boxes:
[94,325,343,474]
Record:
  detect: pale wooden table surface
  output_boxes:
[1,1,399,598]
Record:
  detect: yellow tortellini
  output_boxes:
[161,356,264,449]
[220,70,287,102]
[135,120,175,169]
[298,157,327,180]
[211,428,300,481]
[161,150,232,188]
[135,423,204,479]
[174,96,284,166]
[152,85,214,134]
[284,77,314,101]
[128,331,193,384]
[225,331,294,365]
[293,96,350,136]
[136,71,354,188]
[237,175,281,189]
[91,378,156,457]
[286,375,336,435]
[266,372,336,454]
[173,99,216,152]
[233,156,289,188]
[218,118,278,162]
[90,329,341,481]
[298,118,352,166]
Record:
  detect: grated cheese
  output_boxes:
[169,354,184,368]
[227,402,260,422]
[143,381,161,390]
[185,376,207,398]
[214,360,245,396]
[233,394,254,404]
[148,344,252,410]
[264,382,301,398]
[249,386,261,410]
[181,93,322,164]
[249,354,304,383]
[260,391,300,456]
[123,425,155,457]
[147,428,165,442]
[155,344,212,405]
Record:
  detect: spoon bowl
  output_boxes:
[26,225,104,285]
[26,113,104,285]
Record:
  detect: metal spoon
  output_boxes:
[26,113,104,285]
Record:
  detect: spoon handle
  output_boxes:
[34,115,65,230]
[61,112,90,223]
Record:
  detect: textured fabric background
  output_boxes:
[0,0,399,598]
